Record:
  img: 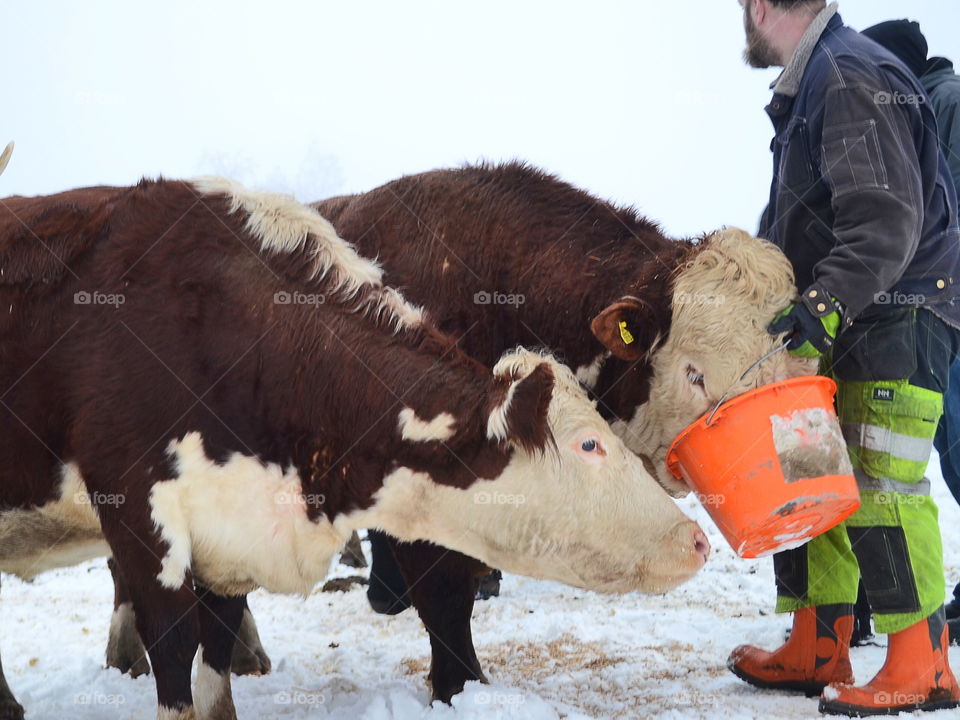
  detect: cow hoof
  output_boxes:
[0,699,24,720]
[105,639,151,677]
[124,654,151,678]
[338,531,368,568]
[106,645,151,677]
[475,569,502,600]
[106,601,151,677]
[430,672,488,705]
[229,607,272,676]
[230,644,271,677]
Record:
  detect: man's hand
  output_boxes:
[768,287,842,358]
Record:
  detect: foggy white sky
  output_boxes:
[3,0,958,237]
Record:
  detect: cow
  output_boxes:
[299,162,813,701]
[0,177,709,720]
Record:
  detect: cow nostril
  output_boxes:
[694,529,711,559]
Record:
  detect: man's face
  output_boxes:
[741,0,779,69]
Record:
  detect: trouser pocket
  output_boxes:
[837,380,941,484]
[830,307,917,382]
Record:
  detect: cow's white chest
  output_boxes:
[0,463,109,579]
[151,433,346,596]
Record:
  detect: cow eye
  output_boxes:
[686,365,705,388]
[581,439,598,452]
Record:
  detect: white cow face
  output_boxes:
[602,228,816,496]
[363,349,710,595]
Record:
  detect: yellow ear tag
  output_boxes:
[618,320,635,345]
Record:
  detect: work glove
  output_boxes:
[768,284,843,358]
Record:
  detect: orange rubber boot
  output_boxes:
[820,607,960,716]
[728,604,855,696]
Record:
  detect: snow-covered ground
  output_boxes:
[2,457,959,720]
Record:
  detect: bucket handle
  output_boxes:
[705,340,789,426]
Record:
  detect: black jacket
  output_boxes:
[759,8,960,328]
[922,57,960,195]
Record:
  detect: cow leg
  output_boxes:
[107,556,266,678]
[227,596,271,676]
[366,529,412,615]
[99,520,201,720]
[194,588,244,720]
[389,539,488,703]
[124,578,199,720]
[105,557,151,677]
[0,580,25,720]
[0,655,23,720]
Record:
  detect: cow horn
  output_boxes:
[0,142,13,176]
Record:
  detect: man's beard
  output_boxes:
[743,1,780,69]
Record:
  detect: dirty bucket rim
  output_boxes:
[665,374,838,478]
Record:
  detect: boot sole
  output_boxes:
[819,698,959,717]
[727,660,827,697]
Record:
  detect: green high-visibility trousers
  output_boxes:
[773,308,957,634]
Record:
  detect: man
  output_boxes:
[731,1,960,715]
[861,19,960,643]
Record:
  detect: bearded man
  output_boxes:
[731,1,960,715]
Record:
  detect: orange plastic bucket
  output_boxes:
[666,376,860,558]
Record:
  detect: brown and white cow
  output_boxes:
[303,162,815,701]
[0,177,708,720]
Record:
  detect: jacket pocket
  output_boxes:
[831,308,917,382]
[777,117,815,190]
[821,119,889,197]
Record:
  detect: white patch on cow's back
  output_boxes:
[398,407,456,442]
[360,285,425,332]
[191,176,382,297]
[191,176,425,333]
[378,286,425,329]
[574,353,609,389]
[0,462,109,579]
[151,432,346,596]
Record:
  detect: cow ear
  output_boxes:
[590,299,657,362]
[486,362,555,453]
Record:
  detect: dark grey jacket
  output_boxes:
[922,57,960,194]
[759,6,960,328]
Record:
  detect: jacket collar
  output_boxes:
[771,2,840,97]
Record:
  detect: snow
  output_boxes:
[2,455,959,720]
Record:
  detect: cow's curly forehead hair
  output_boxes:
[672,227,796,318]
